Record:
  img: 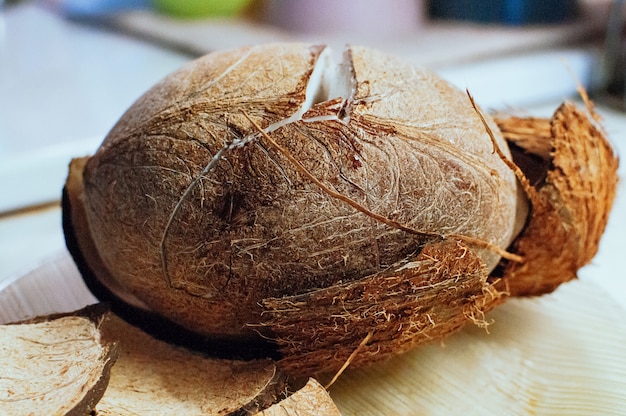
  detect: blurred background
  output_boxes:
[0,0,625,292]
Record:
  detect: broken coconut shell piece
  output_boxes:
[1,304,341,415]
[0,304,117,416]
[256,378,341,416]
[95,313,297,415]
[63,42,618,377]
[495,99,619,296]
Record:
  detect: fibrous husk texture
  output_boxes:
[69,42,618,377]
[495,101,619,296]
[260,240,502,375]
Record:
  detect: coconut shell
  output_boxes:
[0,305,117,416]
[255,378,341,416]
[495,101,619,296]
[74,43,521,337]
[95,312,289,415]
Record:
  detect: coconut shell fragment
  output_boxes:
[255,378,341,416]
[495,101,619,296]
[95,312,289,415]
[0,305,117,416]
[1,304,342,414]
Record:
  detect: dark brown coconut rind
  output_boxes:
[1,304,118,416]
[495,102,619,296]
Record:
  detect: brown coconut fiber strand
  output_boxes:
[495,101,619,297]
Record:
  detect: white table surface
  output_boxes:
[0,2,624,313]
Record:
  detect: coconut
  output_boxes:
[63,43,618,377]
